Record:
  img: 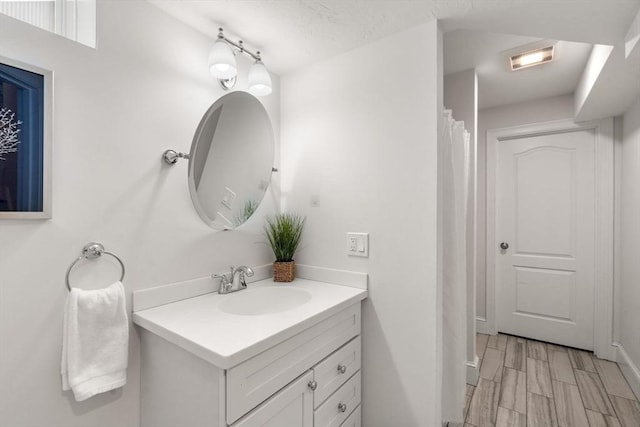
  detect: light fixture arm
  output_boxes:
[217,28,263,63]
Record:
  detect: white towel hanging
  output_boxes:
[61,281,129,401]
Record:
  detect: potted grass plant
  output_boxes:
[264,213,305,282]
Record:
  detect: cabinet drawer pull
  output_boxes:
[308,380,318,391]
[338,402,347,413]
[337,364,347,374]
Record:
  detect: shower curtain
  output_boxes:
[441,110,470,425]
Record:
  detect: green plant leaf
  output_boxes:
[264,213,305,262]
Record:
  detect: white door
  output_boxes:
[496,129,595,350]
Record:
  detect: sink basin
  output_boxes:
[218,287,312,316]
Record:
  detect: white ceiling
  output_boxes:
[444,31,593,109]
[149,0,640,113]
[149,0,436,75]
[150,0,640,75]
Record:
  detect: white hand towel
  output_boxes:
[61,281,129,401]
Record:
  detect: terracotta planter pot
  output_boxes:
[273,261,295,282]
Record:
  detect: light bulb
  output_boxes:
[208,39,237,79]
[519,51,544,67]
[248,61,272,96]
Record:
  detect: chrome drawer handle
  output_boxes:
[308,380,318,391]
[338,403,347,413]
[337,364,347,374]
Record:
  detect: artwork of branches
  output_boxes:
[0,107,22,160]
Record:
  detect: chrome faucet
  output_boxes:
[212,266,254,294]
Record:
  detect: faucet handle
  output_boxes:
[212,272,232,293]
[212,273,229,283]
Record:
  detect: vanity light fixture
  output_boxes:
[208,28,273,96]
[510,46,554,70]
[248,59,272,96]
[208,37,237,80]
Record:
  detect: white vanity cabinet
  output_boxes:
[231,336,362,427]
[138,301,363,427]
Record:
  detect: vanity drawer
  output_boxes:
[340,404,361,427]
[230,371,314,427]
[314,371,361,427]
[227,304,361,424]
[313,336,361,408]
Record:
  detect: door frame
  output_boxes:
[485,118,615,360]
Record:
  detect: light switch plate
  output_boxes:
[346,232,369,257]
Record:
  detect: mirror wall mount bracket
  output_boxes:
[163,149,190,165]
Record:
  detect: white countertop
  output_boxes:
[132,278,368,369]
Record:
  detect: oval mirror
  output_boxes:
[188,92,274,230]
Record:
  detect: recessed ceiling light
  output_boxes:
[510,46,554,71]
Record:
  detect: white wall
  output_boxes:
[574,44,614,119]
[444,69,477,146]
[0,2,280,426]
[619,96,640,389]
[476,95,574,322]
[280,22,441,427]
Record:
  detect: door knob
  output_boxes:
[500,242,509,250]
[308,380,318,391]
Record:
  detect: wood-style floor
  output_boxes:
[464,333,640,427]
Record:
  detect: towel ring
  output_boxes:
[65,242,125,291]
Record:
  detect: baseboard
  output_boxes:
[615,343,640,400]
[466,355,479,386]
[476,317,491,335]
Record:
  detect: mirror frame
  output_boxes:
[187,91,274,230]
